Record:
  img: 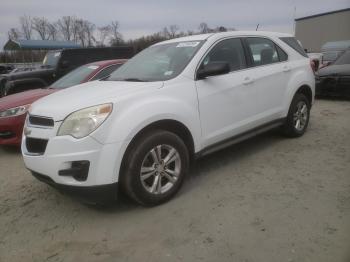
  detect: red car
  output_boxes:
[0,59,126,146]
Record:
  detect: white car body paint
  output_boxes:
[22,31,315,188]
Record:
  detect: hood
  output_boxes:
[318,64,350,77]
[0,88,57,111]
[4,68,54,81]
[30,80,163,121]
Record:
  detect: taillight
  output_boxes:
[310,59,319,74]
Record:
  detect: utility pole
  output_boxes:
[293,5,297,35]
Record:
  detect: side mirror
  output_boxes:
[197,62,230,80]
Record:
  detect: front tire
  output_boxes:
[282,93,311,137]
[121,130,189,206]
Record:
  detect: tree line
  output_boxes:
[8,15,235,47]
[2,15,236,63]
[7,15,123,47]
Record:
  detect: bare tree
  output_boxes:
[198,22,211,34]
[74,19,96,46]
[57,16,74,41]
[47,22,59,40]
[71,18,80,43]
[84,20,96,46]
[8,28,21,40]
[187,30,195,36]
[97,25,112,46]
[74,19,85,46]
[32,17,50,40]
[168,24,179,38]
[109,21,123,45]
[161,27,170,39]
[19,15,33,39]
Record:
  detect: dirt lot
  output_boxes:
[0,99,349,262]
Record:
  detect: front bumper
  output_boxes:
[316,76,350,97]
[30,170,118,203]
[22,118,128,200]
[0,114,26,146]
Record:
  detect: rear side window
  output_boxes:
[91,64,122,80]
[201,38,246,72]
[246,38,279,66]
[280,37,308,57]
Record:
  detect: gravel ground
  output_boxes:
[0,99,349,262]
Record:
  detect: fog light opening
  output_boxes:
[58,161,90,181]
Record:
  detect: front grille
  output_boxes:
[29,115,54,127]
[0,131,14,139]
[26,137,48,155]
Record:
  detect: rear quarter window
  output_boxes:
[276,45,288,62]
[280,37,308,58]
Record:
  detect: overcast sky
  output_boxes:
[0,0,349,49]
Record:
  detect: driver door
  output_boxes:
[195,38,257,148]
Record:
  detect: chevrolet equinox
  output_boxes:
[22,31,315,206]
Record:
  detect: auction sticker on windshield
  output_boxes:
[176,42,200,48]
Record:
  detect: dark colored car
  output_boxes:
[0,64,15,75]
[320,40,350,68]
[316,50,350,97]
[0,46,134,97]
[0,59,126,146]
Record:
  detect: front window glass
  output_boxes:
[51,64,100,89]
[333,51,350,65]
[108,41,204,82]
[42,51,61,68]
[201,38,246,72]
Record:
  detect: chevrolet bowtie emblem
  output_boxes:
[24,127,32,136]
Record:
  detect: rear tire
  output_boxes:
[282,93,310,137]
[121,130,189,206]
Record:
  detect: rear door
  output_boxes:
[242,37,290,121]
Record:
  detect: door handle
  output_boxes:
[282,65,291,72]
[243,77,254,85]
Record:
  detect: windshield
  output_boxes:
[51,64,100,89]
[42,51,61,68]
[108,41,204,82]
[322,51,342,62]
[334,50,350,65]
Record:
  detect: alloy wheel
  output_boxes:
[293,101,308,131]
[140,144,181,194]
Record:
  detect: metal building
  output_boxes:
[295,8,350,52]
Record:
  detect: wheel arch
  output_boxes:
[118,119,196,182]
[295,84,313,106]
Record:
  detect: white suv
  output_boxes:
[22,31,315,206]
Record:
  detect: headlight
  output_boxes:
[0,104,30,118]
[57,103,113,138]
